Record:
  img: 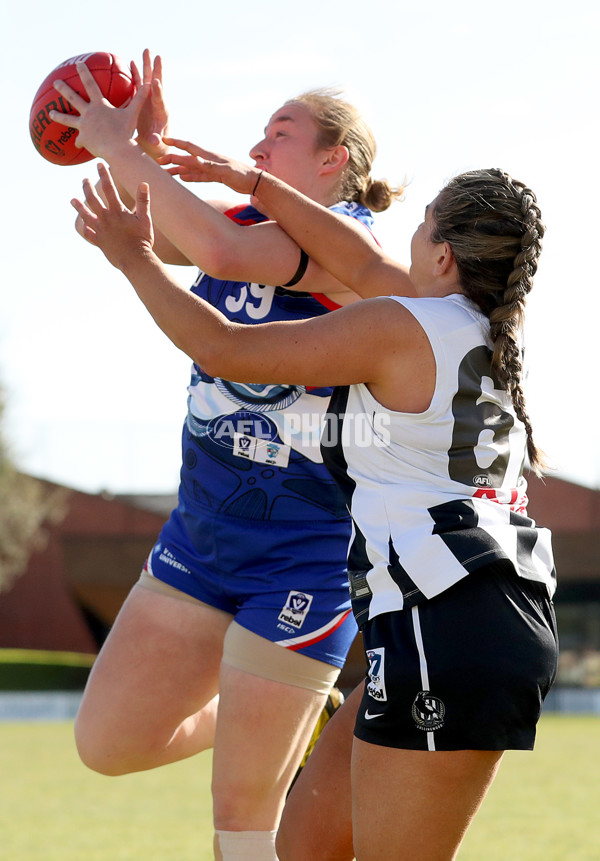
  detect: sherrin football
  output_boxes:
[29,52,135,166]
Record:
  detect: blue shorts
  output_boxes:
[145,505,357,668]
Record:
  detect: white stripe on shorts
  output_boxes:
[411,606,436,751]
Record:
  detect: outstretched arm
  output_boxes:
[131,50,170,162]
[52,60,413,300]
[71,165,419,397]
[50,63,316,287]
[115,50,190,264]
[161,139,415,299]
[162,153,413,298]
[50,62,375,298]
[73,167,431,410]
[74,52,237,267]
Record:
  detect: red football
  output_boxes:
[29,52,136,166]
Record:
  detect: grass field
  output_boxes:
[0,714,598,860]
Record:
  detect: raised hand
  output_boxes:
[158,137,260,195]
[131,50,169,160]
[49,62,149,160]
[70,162,154,271]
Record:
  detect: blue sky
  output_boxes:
[1,0,598,492]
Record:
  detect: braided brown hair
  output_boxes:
[285,89,403,212]
[430,169,546,474]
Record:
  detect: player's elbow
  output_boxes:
[195,345,230,380]
[195,243,247,282]
[188,333,236,380]
[177,317,243,381]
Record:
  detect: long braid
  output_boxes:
[431,169,546,474]
[488,173,545,472]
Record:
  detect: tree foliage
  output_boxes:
[0,387,68,591]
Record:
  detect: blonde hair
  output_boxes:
[285,88,403,212]
[431,169,546,474]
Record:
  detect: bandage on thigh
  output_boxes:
[222,620,339,694]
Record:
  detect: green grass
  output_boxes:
[0,722,214,860]
[460,714,600,860]
[0,714,598,860]
[0,649,94,690]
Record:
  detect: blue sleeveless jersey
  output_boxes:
[178,201,374,522]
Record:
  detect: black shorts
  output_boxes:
[354,561,558,751]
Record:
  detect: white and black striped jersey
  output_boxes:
[321,294,556,627]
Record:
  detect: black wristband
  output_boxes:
[251,170,263,196]
[283,249,309,287]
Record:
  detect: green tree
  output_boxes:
[0,386,67,591]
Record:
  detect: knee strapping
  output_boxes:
[215,829,279,860]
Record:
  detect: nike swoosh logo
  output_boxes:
[364,710,384,720]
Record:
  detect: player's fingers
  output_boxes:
[48,107,80,130]
[81,177,107,214]
[151,78,167,111]
[158,154,220,181]
[136,181,151,221]
[96,162,124,209]
[153,54,163,83]
[50,81,86,121]
[76,62,103,98]
[128,83,151,120]
[70,196,92,219]
[176,166,218,183]
[72,211,99,246]
[157,153,194,167]
[142,48,152,84]
[131,60,142,91]
[164,138,228,164]
[80,225,98,245]
[70,197,98,238]
[150,84,169,135]
[161,137,208,158]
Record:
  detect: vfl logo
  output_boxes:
[278,590,314,629]
[366,647,387,702]
[411,690,445,731]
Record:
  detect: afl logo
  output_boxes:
[411,691,445,731]
[473,474,492,487]
[207,411,277,449]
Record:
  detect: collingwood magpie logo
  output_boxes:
[411,690,445,731]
